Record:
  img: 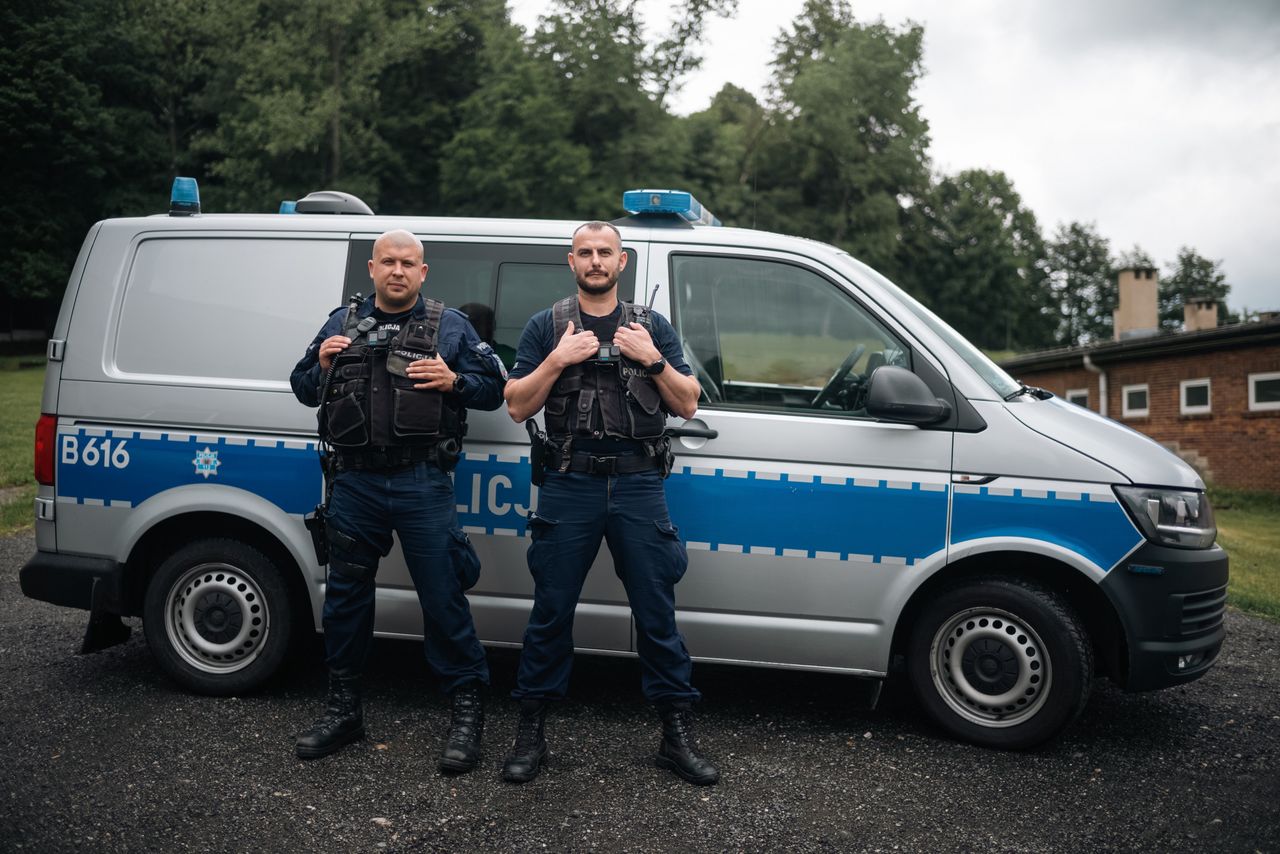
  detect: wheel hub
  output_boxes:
[163,562,268,675]
[929,607,1052,728]
[192,590,243,643]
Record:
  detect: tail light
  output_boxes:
[35,414,56,486]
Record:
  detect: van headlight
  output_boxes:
[1114,486,1217,549]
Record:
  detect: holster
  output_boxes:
[304,504,328,565]
[650,435,675,479]
[526,420,547,487]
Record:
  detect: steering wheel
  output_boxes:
[810,344,866,408]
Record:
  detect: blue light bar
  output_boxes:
[169,176,200,216]
[279,200,297,214]
[622,189,720,227]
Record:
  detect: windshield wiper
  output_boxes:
[1004,383,1053,401]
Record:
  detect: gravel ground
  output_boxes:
[2,530,1277,853]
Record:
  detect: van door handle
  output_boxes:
[666,424,718,440]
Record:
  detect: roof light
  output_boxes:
[169,177,200,216]
[622,189,720,227]
[279,200,297,214]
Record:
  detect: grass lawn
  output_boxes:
[1211,488,1280,622]
[0,356,43,535]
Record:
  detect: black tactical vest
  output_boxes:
[543,297,666,442]
[320,298,462,448]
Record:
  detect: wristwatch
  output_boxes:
[645,358,667,376]
[452,374,466,394]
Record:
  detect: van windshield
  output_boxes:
[837,254,1022,400]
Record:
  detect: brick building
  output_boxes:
[998,269,1280,492]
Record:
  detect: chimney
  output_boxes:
[1183,297,1218,332]
[1113,267,1159,341]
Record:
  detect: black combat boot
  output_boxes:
[501,699,548,783]
[655,702,719,785]
[438,682,484,773]
[295,671,365,759]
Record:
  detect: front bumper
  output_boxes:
[1100,542,1229,691]
[20,550,126,614]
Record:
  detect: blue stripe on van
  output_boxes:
[454,455,949,566]
[56,429,320,515]
[666,468,948,564]
[949,486,1142,572]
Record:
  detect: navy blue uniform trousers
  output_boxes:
[323,462,488,692]
[513,469,699,704]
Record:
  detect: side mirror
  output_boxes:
[866,365,952,425]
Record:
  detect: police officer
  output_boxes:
[289,229,505,771]
[501,221,718,786]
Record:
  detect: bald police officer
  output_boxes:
[289,230,505,772]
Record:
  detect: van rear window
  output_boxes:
[116,237,347,384]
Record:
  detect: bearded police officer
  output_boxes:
[289,229,505,771]
[501,221,718,786]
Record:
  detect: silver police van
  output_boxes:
[22,182,1227,749]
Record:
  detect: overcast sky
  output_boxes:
[510,0,1280,314]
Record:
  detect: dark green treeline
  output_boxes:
[0,0,1231,349]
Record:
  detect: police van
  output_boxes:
[21,181,1227,749]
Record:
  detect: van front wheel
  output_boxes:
[143,539,292,696]
[907,577,1092,749]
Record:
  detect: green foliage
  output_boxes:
[1114,244,1155,271]
[1046,221,1114,346]
[898,170,1053,350]
[755,1,930,274]
[0,358,43,535]
[1159,246,1232,331]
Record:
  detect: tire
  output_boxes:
[143,538,294,696]
[906,576,1092,750]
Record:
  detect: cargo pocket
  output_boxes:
[391,377,444,438]
[654,519,689,583]
[448,527,482,591]
[626,376,666,438]
[525,512,560,583]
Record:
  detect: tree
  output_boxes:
[676,84,770,228]
[1114,244,1155,271]
[1045,222,1113,346]
[898,170,1053,350]
[756,1,930,275]
[1159,246,1232,330]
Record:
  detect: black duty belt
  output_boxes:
[561,452,662,476]
[335,445,438,472]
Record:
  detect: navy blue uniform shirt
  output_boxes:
[291,294,505,411]
[508,303,692,382]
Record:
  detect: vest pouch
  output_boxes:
[390,376,445,438]
[626,375,666,439]
[324,392,369,447]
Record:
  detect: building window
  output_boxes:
[1066,388,1089,408]
[1180,378,1211,415]
[1122,384,1149,418]
[1249,372,1280,412]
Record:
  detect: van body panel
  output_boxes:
[1004,396,1204,489]
[955,401,1123,482]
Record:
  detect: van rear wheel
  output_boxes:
[143,538,292,696]
[907,576,1092,749]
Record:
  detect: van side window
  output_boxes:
[670,254,910,417]
[117,237,347,383]
[343,240,635,369]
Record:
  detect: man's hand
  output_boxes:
[614,322,661,366]
[552,320,601,368]
[318,335,352,372]
[408,355,457,391]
